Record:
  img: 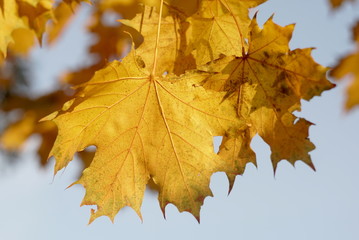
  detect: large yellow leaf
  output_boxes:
[44,48,244,222]
[201,16,334,170]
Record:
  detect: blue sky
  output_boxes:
[1,0,359,239]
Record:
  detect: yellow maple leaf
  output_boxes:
[43,48,244,222]
[186,0,265,65]
[331,21,359,110]
[201,16,334,170]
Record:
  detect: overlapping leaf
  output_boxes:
[201,16,334,170]
[186,0,266,65]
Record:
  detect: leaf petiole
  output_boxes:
[151,0,165,77]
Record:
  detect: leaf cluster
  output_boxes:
[0,0,339,223]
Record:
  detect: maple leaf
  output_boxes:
[186,0,266,65]
[43,48,244,222]
[331,21,359,110]
[201,16,334,171]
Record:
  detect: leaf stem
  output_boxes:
[151,0,164,76]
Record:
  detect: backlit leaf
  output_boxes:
[201,16,334,170]
[44,48,244,222]
[186,0,265,65]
